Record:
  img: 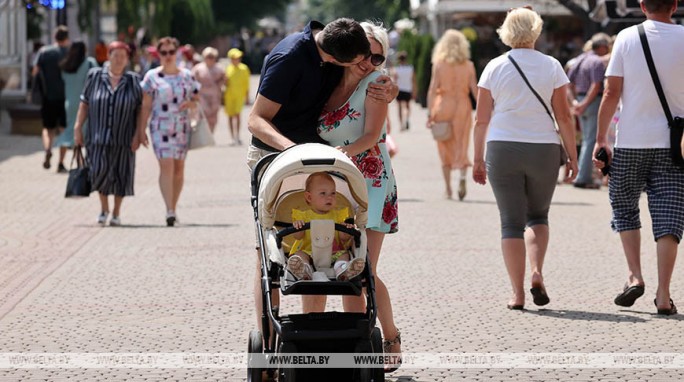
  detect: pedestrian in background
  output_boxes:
[472,7,578,310]
[192,47,225,133]
[392,51,415,131]
[568,33,610,189]
[594,0,683,315]
[139,37,200,226]
[56,41,98,160]
[73,42,143,227]
[427,29,478,201]
[94,40,108,66]
[33,26,70,172]
[224,48,251,146]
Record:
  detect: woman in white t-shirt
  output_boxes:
[472,7,578,310]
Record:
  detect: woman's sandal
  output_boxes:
[654,298,678,316]
[382,328,402,373]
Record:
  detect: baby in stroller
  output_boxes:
[286,172,366,281]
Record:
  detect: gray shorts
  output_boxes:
[486,141,561,239]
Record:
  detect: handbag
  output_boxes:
[638,24,684,168]
[508,55,569,167]
[430,121,452,141]
[189,107,216,150]
[65,146,91,198]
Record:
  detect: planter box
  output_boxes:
[8,103,42,136]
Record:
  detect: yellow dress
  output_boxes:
[289,207,350,257]
[224,62,250,116]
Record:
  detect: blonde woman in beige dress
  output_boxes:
[427,30,478,200]
[192,47,225,132]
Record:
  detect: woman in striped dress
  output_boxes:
[74,41,144,226]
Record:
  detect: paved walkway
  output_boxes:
[0,77,682,381]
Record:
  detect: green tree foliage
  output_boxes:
[306,0,411,26]
[211,0,290,35]
[399,31,433,108]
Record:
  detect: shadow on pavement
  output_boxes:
[551,201,593,206]
[73,223,237,229]
[524,309,649,323]
[460,199,497,205]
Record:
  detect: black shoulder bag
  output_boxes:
[508,54,569,167]
[638,24,684,168]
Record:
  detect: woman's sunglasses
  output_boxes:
[159,49,176,57]
[366,53,385,67]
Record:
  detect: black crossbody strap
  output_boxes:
[638,24,674,125]
[507,54,555,125]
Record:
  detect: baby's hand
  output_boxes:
[292,220,305,230]
[343,223,355,230]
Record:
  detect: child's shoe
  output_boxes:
[334,258,365,281]
[287,255,313,280]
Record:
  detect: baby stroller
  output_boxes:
[249,143,385,382]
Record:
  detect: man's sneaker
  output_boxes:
[287,255,313,280]
[109,216,121,227]
[97,212,108,226]
[57,163,68,173]
[335,257,366,281]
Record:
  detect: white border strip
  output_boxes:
[1,353,683,369]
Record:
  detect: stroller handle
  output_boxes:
[275,223,361,249]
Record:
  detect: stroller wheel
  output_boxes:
[370,328,385,382]
[248,330,263,382]
[278,342,297,382]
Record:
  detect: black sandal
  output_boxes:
[530,285,550,306]
[614,284,645,307]
[654,298,677,316]
[382,328,402,373]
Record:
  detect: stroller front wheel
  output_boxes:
[248,329,263,382]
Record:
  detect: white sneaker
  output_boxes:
[97,212,108,226]
[334,258,366,281]
[109,216,121,227]
[287,255,313,280]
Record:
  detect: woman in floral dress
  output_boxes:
[317,22,401,372]
[139,37,200,226]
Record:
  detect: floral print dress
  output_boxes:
[140,67,200,160]
[318,71,398,234]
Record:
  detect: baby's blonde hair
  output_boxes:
[305,172,335,192]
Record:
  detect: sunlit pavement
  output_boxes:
[0,75,682,381]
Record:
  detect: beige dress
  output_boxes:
[192,62,225,127]
[428,60,475,169]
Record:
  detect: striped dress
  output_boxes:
[80,67,142,196]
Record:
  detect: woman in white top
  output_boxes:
[472,7,578,310]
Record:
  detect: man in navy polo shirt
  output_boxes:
[248,18,397,330]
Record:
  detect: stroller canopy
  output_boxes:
[258,143,369,229]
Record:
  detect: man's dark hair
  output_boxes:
[54,25,69,42]
[642,0,676,13]
[318,18,370,63]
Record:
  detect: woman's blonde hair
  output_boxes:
[497,8,543,48]
[202,47,218,59]
[361,21,389,70]
[432,29,470,65]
